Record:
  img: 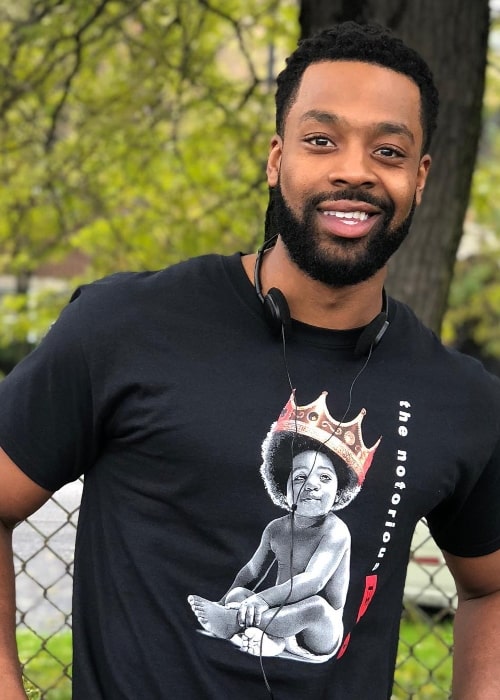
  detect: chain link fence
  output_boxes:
[14,483,80,699]
[13,488,456,700]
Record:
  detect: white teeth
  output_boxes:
[323,211,370,221]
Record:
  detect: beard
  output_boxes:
[269,183,416,288]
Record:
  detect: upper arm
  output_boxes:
[0,447,52,528]
[248,522,275,566]
[444,548,500,601]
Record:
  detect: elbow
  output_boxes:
[0,515,20,532]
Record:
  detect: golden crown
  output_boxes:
[274,391,380,484]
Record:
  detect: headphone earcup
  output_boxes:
[255,239,389,350]
[354,312,389,358]
[263,288,291,336]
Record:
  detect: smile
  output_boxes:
[322,211,370,222]
[315,200,381,238]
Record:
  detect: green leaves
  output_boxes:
[0,0,297,351]
[443,28,500,360]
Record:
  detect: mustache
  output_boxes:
[306,188,394,214]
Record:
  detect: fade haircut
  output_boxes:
[275,22,439,154]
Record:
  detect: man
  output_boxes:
[1,21,500,700]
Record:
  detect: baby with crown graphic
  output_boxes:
[188,391,380,663]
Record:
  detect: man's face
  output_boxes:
[287,450,338,517]
[267,61,431,287]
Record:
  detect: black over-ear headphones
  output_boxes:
[254,236,389,358]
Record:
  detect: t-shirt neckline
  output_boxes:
[222,252,385,350]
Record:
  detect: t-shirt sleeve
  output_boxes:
[427,434,500,558]
[0,294,98,491]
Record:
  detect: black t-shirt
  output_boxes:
[1,253,500,700]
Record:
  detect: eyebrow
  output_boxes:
[299,109,415,144]
[299,110,339,127]
[292,463,336,475]
[374,121,415,143]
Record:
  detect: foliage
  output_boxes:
[443,25,500,361]
[18,629,72,700]
[443,252,500,359]
[1,1,499,362]
[17,617,453,699]
[393,612,453,699]
[0,0,298,349]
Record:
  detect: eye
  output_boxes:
[320,474,332,482]
[293,473,306,482]
[375,145,405,159]
[304,135,334,148]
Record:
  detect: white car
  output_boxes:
[404,519,457,611]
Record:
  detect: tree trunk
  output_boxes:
[299,0,489,333]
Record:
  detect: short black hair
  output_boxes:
[275,22,439,154]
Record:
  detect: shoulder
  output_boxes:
[70,254,229,308]
[390,298,500,400]
[63,253,239,331]
[266,515,290,534]
[323,513,351,545]
[263,516,303,544]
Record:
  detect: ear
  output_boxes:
[415,154,432,206]
[266,134,283,187]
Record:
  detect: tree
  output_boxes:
[0,0,494,365]
[0,0,298,366]
[299,0,490,332]
[441,22,500,373]
[0,0,294,274]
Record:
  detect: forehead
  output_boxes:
[286,60,423,145]
[292,450,335,472]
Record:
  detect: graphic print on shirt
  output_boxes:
[188,390,381,664]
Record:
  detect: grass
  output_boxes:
[17,629,72,700]
[393,608,453,699]
[16,612,453,699]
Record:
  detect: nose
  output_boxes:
[304,476,320,491]
[327,143,377,190]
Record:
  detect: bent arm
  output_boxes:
[0,448,52,697]
[221,524,275,603]
[444,548,500,700]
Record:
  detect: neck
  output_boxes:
[243,236,387,330]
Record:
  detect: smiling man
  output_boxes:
[1,21,500,700]
[255,57,432,330]
[269,62,430,289]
